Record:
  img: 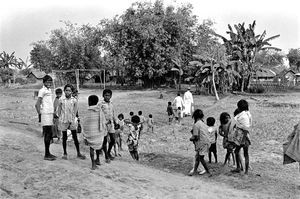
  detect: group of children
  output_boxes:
[35,75,155,169]
[188,99,252,176]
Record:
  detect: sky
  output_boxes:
[1,0,299,62]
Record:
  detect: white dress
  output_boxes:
[183,91,193,115]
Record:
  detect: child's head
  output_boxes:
[168,101,172,106]
[129,111,134,117]
[64,84,73,98]
[72,87,78,98]
[206,117,216,127]
[43,75,52,88]
[138,111,142,116]
[219,112,231,125]
[149,114,152,118]
[233,108,241,117]
[178,107,181,110]
[55,88,63,98]
[114,123,120,130]
[177,93,181,96]
[192,109,204,122]
[131,115,140,124]
[102,89,112,102]
[118,113,124,120]
[88,95,99,106]
[237,99,249,111]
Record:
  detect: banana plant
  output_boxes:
[214,21,280,91]
[0,51,18,69]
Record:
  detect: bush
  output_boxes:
[15,77,28,85]
[248,85,265,93]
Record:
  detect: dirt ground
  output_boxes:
[0,87,299,199]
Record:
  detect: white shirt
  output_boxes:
[234,111,252,130]
[38,86,54,114]
[173,96,184,108]
[183,91,193,103]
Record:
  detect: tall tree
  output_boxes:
[287,48,300,71]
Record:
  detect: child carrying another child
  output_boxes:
[219,112,236,166]
[232,99,252,175]
[57,84,85,160]
[207,117,218,163]
[188,109,211,176]
[83,95,107,170]
[126,115,142,161]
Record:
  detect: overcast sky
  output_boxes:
[1,0,299,61]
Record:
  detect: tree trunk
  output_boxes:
[241,77,245,92]
[212,71,219,101]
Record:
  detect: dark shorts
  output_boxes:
[209,143,217,153]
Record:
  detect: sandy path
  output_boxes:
[0,125,253,199]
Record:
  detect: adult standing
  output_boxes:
[172,93,184,119]
[183,87,194,116]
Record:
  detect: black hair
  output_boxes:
[177,93,180,96]
[131,115,140,124]
[192,109,204,122]
[219,112,230,125]
[178,107,181,110]
[102,89,112,96]
[43,75,52,83]
[64,84,73,91]
[118,113,124,120]
[88,95,99,106]
[149,114,152,118]
[114,123,120,130]
[129,112,134,116]
[72,87,78,93]
[168,101,172,105]
[138,111,142,115]
[55,88,63,95]
[206,117,216,127]
[237,99,249,111]
[234,108,241,117]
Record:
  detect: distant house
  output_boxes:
[273,69,297,85]
[252,68,276,81]
[26,70,46,80]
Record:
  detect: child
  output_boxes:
[53,88,63,142]
[126,115,142,161]
[129,111,134,120]
[232,99,252,175]
[114,113,125,156]
[219,112,236,166]
[57,84,85,160]
[35,75,56,161]
[177,107,182,124]
[72,87,81,133]
[99,89,116,162]
[82,95,107,170]
[188,109,211,176]
[167,101,174,125]
[147,114,154,133]
[138,111,145,136]
[207,117,218,163]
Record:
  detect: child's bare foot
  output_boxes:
[62,154,68,160]
[49,154,57,159]
[105,159,111,164]
[95,159,101,165]
[77,154,86,160]
[231,168,241,173]
[198,170,206,175]
[91,164,97,170]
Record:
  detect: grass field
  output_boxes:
[0,87,299,198]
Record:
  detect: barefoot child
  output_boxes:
[147,114,154,133]
[35,75,56,161]
[188,109,211,176]
[83,95,107,170]
[207,117,218,163]
[57,84,85,160]
[114,113,125,156]
[166,101,175,125]
[232,99,252,175]
[219,112,236,166]
[126,115,142,161]
[53,88,63,142]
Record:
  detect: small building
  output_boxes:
[26,70,46,80]
[273,69,297,85]
[252,68,276,81]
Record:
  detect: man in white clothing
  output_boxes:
[183,87,194,116]
[172,93,184,119]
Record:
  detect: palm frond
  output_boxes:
[263,34,280,43]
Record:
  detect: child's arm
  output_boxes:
[35,97,42,115]
[73,99,78,118]
[57,100,62,117]
[218,126,224,137]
